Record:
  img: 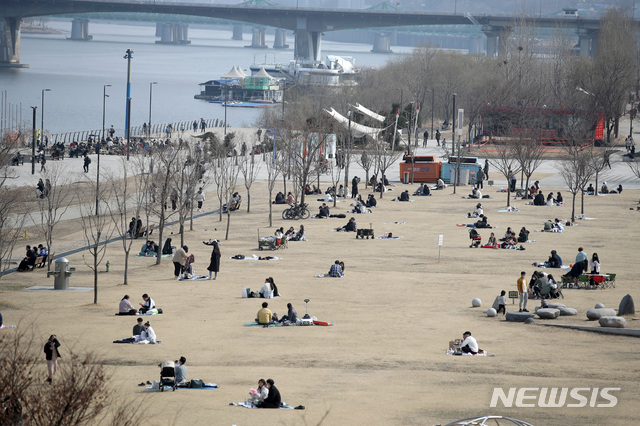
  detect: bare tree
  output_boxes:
[559,148,593,222]
[239,142,262,213]
[0,327,137,425]
[0,138,26,277]
[78,188,114,304]
[374,139,402,199]
[265,150,282,227]
[490,143,521,208]
[174,142,203,246]
[355,148,373,188]
[511,131,547,196]
[30,162,73,270]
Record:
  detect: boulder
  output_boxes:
[506,312,535,322]
[547,303,566,309]
[594,303,605,309]
[558,307,578,316]
[618,294,635,316]
[472,298,482,307]
[536,308,560,319]
[586,308,617,320]
[598,316,626,328]
[524,318,535,324]
[486,308,497,317]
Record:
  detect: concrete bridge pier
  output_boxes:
[273,28,289,49]
[155,23,190,45]
[577,28,598,57]
[246,27,267,49]
[482,25,511,56]
[70,19,92,41]
[294,30,322,62]
[371,32,393,53]
[0,17,27,68]
[232,25,243,41]
[468,35,484,54]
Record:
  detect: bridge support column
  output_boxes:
[577,28,598,57]
[155,23,190,45]
[232,25,243,41]
[371,32,393,53]
[482,25,511,57]
[294,30,322,62]
[273,28,289,49]
[246,27,267,49]
[70,19,92,41]
[0,17,27,68]
[468,35,483,54]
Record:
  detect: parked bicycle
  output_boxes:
[282,202,310,220]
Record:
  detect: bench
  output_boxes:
[30,256,45,270]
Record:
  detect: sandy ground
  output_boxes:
[1,148,640,425]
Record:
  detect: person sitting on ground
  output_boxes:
[501,233,517,249]
[484,232,497,248]
[533,190,545,206]
[600,182,609,194]
[469,187,482,199]
[119,295,137,315]
[229,192,242,211]
[273,192,285,204]
[259,277,279,299]
[277,303,298,324]
[615,184,623,194]
[474,215,491,229]
[436,178,445,189]
[285,192,295,205]
[469,203,483,218]
[517,227,529,243]
[500,227,513,241]
[139,240,154,256]
[375,182,386,193]
[256,302,273,325]
[175,356,188,387]
[183,253,195,277]
[365,194,377,208]
[328,260,344,277]
[133,317,144,336]
[139,321,157,344]
[259,379,281,409]
[414,184,426,196]
[139,293,156,314]
[459,331,479,355]
[368,175,377,187]
[250,379,269,405]
[284,227,296,240]
[342,217,357,232]
[318,203,330,218]
[399,190,410,201]
[337,185,346,197]
[162,238,173,255]
[291,225,306,241]
[553,218,564,232]
[556,192,563,204]
[496,290,506,315]
[537,249,562,268]
[546,192,555,206]
[547,274,560,298]
[352,201,367,214]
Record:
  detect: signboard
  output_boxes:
[438,234,443,246]
[509,291,519,304]
[457,108,464,136]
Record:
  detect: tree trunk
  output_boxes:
[156,215,165,265]
[268,189,273,227]
[580,188,585,215]
[571,192,577,222]
[225,210,231,240]
[124,250,129,285]
[93,244,98,304]
[247,190,251,213]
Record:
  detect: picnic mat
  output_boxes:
[135,254,171,258]
[230,255,281,261]
[0,325,17,330]
[314,273,342,278]
[244,322,283,327]
[383,221,406,224]
[113,338,162,344]
[377,235,402,239]
[497,209,521,213]
[178,275,209,281]
[231,402,299,409]
[147,383,218,390]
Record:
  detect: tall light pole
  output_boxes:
[148,81,157,140]
[126,97,132,161]
[31,106,37,175]
[123,48,134,154]
[98,84,111,216]
[430,89,435,141]
[224,85,228,135]
[41,88,51,147]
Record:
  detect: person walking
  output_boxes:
[39,154,46,172]
[351,176,359,199]
[200,118,206,133]
[483,159,489,180]
[83,155,91,173]
[435,129,441,146]
[509,170,517,192]
[517,271,529,312]
[44,334,61,383]
[423,130,429,147]
[475,167,484,190]
[195,188,206,212]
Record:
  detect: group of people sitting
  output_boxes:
[273,191,295,205]
[587,182,623,195]
[543,218,566,232]
[532,249,563,268]
[138,240,160,257]
[223,192,242,212]
[350,194,376,213]
[530,271,561,299]
[17,244,49,271]
[247,378,282,408]
[118,293,158,315]
[337,217,357,232]
[469,187,482,199]
[413,183,431,196]
[256,301,299,326]
[283,225,306,242]
[328,260,345,277]
[480,226,527,249]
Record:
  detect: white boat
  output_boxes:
[249,55,360,86]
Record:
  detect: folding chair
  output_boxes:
[603,273,616,289]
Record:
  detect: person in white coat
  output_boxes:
[140,321,157,344]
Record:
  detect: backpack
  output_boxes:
[189,379,204,389]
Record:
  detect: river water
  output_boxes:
[0,20,412,137]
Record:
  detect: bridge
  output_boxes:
[0,0,616,67]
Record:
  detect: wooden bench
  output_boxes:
[30,256,44,270]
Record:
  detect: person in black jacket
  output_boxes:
[533,191,545,206]
[204,239,221,280]
[260,379,282,408]
[44,334,61,383]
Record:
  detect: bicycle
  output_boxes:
[282,202,310,220]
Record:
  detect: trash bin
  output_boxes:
[403,172,409,184]
[47,257,75,290]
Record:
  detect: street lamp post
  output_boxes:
[124,48,133,159]
[41,88,51,147]
[126,97,132,161]
[148,82,157,140]
[224,85,228,136]
[31,106,37,175]
[430,89,435,141]
[98,84,111,216]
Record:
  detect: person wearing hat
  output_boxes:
[175,356,187,386]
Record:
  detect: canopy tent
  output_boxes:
[352,103,385,123]
[221,66,247,79]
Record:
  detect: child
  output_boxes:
[494,290,507,315]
